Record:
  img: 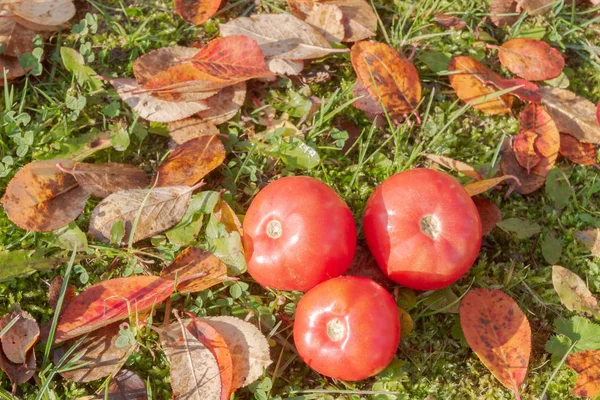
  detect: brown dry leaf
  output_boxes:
[423,154,482,180]
[48,276,75,313]
[500,137,557,194]
[574,229,600,257]
[498,38,564,81]
[7,0,75,26]
[448,56,513,115]
[57,162,149,198]
[0,312,36,387]
[168,118,220,147]
[513,130,540,173]
[133,47,199,86]
[352,81,384,116]
[107,369,148,400]
[517,0,554,15]
[559,133,597,166]
[351,41,422,118]
[3,159,89,232]
[266,59,305,75]
[434,13,467,30]
[160,248,228,293]
[214,198,243,237]
[108,78,210,123]
[305,3,345,43]
[490,0,519,27]
[463,175,520,196]
[540,87,600,144]
[460,288,531,399]
[197,81,247,124]
[159,319,222,400]
[174,0,221,26]
[552,265,600,316]
[565,350,600,398]
[154,136,225,187]
[54,322,134,383]
[0,310,39,365]
[472,197,502,236]
[203,316,272,389]
[0,55,27,83]
[344,244,395,290]
[88,185,200,244]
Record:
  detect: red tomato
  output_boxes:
[293,276,400,381]
[363,168,482,290]
[242,176,356,291]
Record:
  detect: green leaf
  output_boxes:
[544,71,570,89]
[110,221,125,245]
[45,130,113,162]
[165,192,219,246]
[60,47,102,89]
[110,123,130,151]
[54,222,88,251]
[212,232,247,275]
[546,316,600,364]
[422,287,460,314]
[545,168,570,213]
[0,250,63,282]
[287,91,312,118]
[418,51,451,73]
[496,218,542,239]
[541,231,562,264]
[552,265,599,315]
[269,137,320,170]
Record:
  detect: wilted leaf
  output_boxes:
[3,159,89,232]
[203,316,272,389]
[566,350,600,398]
[488,78,541,104]
[517,105,560,165]
[539,87,600,144]
[0,55,27,82]
[513,130,540,173]
[48,275,75,313]
[0,312,36,386]
[423,154,482,180]
[305,3,345,43]
[344,245,395,290]
[397,307,413,338]
[214,198,243,237]
[352,81,384,116]
[133,47,199,85]
[0,18,38,57]
[351,41,422,118]
[55,322,134,383]
[574,229,600,257]
[448,56,513,115]
[220,14,345,60]
[559,133,597,166]
[160,248,228,293]
[500,137,557,194]
[542,232,562,264]
[490,0,519,27]
[174,0,221,25]
[266,59,305,75]
[197,81,247,125]
[545,167,570,212]
[89,185,200,244]
[434,13,467,30]
[497,217,541,239]
[107,369,148,400]
[154,136,225,187]
[168,118,220,147]
[463,175,519,196]
[460,288,531,398]
[517,0,554,15]
[552,265,599,316]
[52,276,175,344]
[498,38,564,81]
[0,310,39,365]
[7,0,75,26]
[0,249,63,282]
[472,197,502,236]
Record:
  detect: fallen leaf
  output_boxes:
[514,103,560,172]
[552,265,600,316]
[52,276,175,344]
[472,197,502,236]
[351,41,422,118]
[448,56,513,115]
[220,14,346,60]
[159,319,222,400]
[0,55,27,82]
[0,310,39,365]
[574,229,600,257]
[0,312,36,386]
[7,0,75,26]
[344,244,395,290]
[266,59,305,75]
[55,322,134,383]
[0,18,38,57]
[89,184,201,244]
[196,81,247,124]
[305,3,345,43]
[107,369,148,400]
[56,162,149,198]
[559,133,598,166]
[566,350,600,398]
[463,175,520,196]
[168,118,220,147]
[423,154,482,180]
[539,87,600,144]
[498,38,564,81]
[434,13,467,30]
[500,137,557,194]
[48,275,75,313]
[154,136,225,187]
[490,0,519,27]
[460,288,531,399]
[488,78,541,104]
[160,248,228,293]
[174,0,221,25]
[3,159,89,232]
[497,217,541,239]
[352,81,384,116]
[398,307,414,338]
[517,0,554,15]
[203,316,272,389]
[513,130,540,173]
[133,47,199,86]
[0,249,63,282]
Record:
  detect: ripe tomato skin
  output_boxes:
[242,176,356,292]
[363,168,482,291]
[293,276,400,381]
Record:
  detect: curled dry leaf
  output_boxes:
[3,159,89,232]
[54,322,134,383]
[539,87,600,144]
[0,311,36,386]
[108,369,148,400]
[498,38,564,81]
[351,41,422,118]
[559,133,597,166]
[552,265,600,316]
[168,118,220,147]
[154,136,225,187]
[57,162,149,198]
[174,0,221,25]
[215,198,243,237]
[203,316,272,389]
[488,78,541,104]
[52,276,175,344]
[196,81,247,124]
[574,229,600,257]
[490,0,519,27]
[434,13,467,30]
[305,3,345,43]
[48,275,75,313]
[472,197,502,236]
[89,185,200,244]
[423,154,482,180]
[344,244,395,290]
[565,350,600,398]
[448,56,513,115]
[463,175,520,197]
[0,310,39,364]
[160,247,228,293]
[460,288,531,399]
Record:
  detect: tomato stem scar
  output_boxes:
[326,318,346,342]
[266,220,282,239]
[420,215,440,239]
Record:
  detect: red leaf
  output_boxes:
[498,38,564,81]
[488,78,542,104]
[174,0,221,26]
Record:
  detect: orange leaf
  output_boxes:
[472,197,502,236]
[351,41,422,118]
[565,350,600,398]
[174,0,221,26]
[460,288,531,399]
[448,56,513,115]
[514,103,560,172]
[513,130,540,173]
[501,137,557,195]
[423,153,482,180]
[488,78,541,104]
[52,276,175,344]
[160,248,228,293]
[498,38,564,81]
[463,175,520,196]
[559,133,597,166]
